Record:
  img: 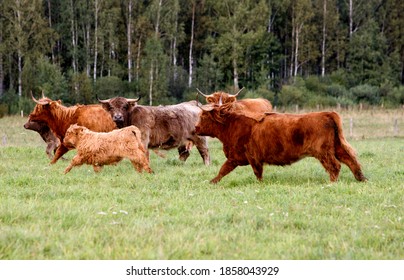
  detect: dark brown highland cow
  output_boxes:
[98,96,210,165]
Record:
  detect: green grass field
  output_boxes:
[0,111,403,260]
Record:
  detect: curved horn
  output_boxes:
[41,90,45,99]
[31,91,49,105]
[229,87,244,97]
[196,88,210,98]
[97,95,111,104]
[126,96,141,103]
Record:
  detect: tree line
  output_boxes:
[0,0,403,116]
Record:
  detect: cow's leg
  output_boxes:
[51,144,69,164]
[46,143,54,159]
[192,136,210,165]
[210,159,238,184]
[335,145,367,182]
[250,163,264,181]
[64,155,85,174]
[245,152,264,181]
[178,144,190,161]
[318,154,341,182]
[93,165,102,172]
[129,153,153,174]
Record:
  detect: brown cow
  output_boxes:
[196,88,273,118]
[28,95,117,164]
[98,96,210,165]
[63,124,152,174]
[23,120,61,159]
[195,104,367,184]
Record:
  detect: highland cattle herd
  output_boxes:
[23,89,367,183]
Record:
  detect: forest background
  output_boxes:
[0,0,403,116]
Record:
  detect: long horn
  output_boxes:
[31,91,49,105]
[218,95,223,106]
[196,88,210,98]
[97,95,111,104]
[230,87,244,97]
[41,90,45,98]
[126,96,141,103]
[196,93,216,111]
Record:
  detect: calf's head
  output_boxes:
[98,96,140,128]
[63,124,86,149]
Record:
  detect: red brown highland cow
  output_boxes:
[28,95,117,164]
[195,104,367,184]
[63,124,152,174]
[197,88,273,116]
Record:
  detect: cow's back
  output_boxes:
[238,98,272,112]
[76,105,117,132]
[249,112,337,165]
[130,102,200,149]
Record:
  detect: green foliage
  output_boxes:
[0,0,403,110]
[243,86,275,103]
[383,86,404,107]
[94,76,128,99]
[350,84,381,105]
[278,85,305,107]
[69,72,94,105]
[22,56,68,99]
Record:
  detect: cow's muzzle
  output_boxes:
[113,114,124,123]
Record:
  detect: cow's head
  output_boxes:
[29,93,63,122]
[23,120,47,132]
[196,88,244,105]
[195,103,229,138]
[98,96,140,128]
[63,124,86,149]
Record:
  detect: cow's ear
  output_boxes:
[201,104,216,111]
[100,103,110,110]
[128,101,137,108]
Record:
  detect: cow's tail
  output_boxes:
[329,112,367,181]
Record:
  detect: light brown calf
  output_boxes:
[63,124,152,174]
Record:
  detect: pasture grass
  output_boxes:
[0,113,403,260]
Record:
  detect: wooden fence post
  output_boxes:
[394,118,398,136]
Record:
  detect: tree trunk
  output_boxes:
[290,14,295,78]
[93,0,99,81]
[349,0,353,40]
[149,61,154,105]
[18,50,22,97]
[172,4,178,82]
[70,0,77,74]
[47,0,55,64]
[294,25,300,77]
[16,7,22,97]
[0,31,3,97]
[136,36,141,85]
[321,0,327,77]
[188,1,195,88]
[149,0,162,105]
[127,0,132,82]
[233,57,239,90]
